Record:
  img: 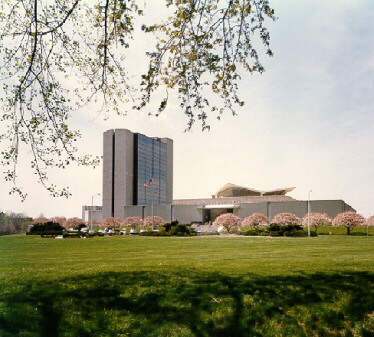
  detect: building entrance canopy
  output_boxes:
[199,204,240,209]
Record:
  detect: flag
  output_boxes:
[143,179,152,187]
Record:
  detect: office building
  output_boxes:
[102,129,173,219]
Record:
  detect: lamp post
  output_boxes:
[91,193,100,232]
[143,179,154,230]
[307,190,312,237]
[151,178,154,231]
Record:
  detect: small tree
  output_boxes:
[242,213,269,227]
[302,212,331,233]
[213,213,241,234]
[366,215,374,227]
[332,211,365,235]
[272,213,301,225]
[100,217,126,229]
[123,216,143,228]
[143,216,166,228]
[64,217,86,230]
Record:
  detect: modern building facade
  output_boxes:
[102,129,173,219]
[82,205,103,224]
[123,183,355,224]
[84,130,356,225]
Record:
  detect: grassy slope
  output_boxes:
[1,235,374,337]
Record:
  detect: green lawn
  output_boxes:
[1,235,374,337]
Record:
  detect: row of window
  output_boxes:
[137,136,167,147]
[137,162,167,169]
[137,144,167,153]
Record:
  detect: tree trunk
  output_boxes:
[347,227,351,235]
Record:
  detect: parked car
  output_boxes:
[129,229,138,235]
[120,229,127,235]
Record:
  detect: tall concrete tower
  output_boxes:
[102,129,173,219]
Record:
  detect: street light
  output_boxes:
[91,193,100,232]
[307,190,312,237]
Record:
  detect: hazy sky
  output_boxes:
[2,0,374,219]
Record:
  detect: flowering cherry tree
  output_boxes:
[213,213,241,234]
[272,213,301,225]
[64,217,86,229]
[242,213,269,227]
[366,215,374,227]
[143,216,166,228]
[50,216,67,226]
[332,211,365,235]
[123,216,143,228]
[32,217,49,225]
[302,212,331,233]
[100,217,126,229]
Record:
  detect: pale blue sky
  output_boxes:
[2,0,374,218]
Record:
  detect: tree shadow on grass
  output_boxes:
[1,271,374,337]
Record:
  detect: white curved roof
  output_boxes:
[215,183,295,197]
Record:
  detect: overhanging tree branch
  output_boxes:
[0,0,275,199]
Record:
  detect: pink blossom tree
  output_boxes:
[123,216,143,228]
[64,217,86,229]
[332,211,365,235]
[302,212,331,233]
[32,217,49,225]
[213,213,241,234]
[100,217,126,229]
[272,213,301,225]
[242,213,269,227]
[50,216,67,226]
[143,216,166,228]
[366,215,374,227]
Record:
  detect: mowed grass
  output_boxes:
[1,235,374,337]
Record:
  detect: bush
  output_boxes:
[284,230,306,237]
[30,221,64,234]
[162,221,196,236]
[241,227,268,236]
[268,224,303,236]
[139,231,172,237]
[63,232,83,238]
[27,230,63,236]
[163,220,179,232]
[170,224,195,236]
[139,223,196,237]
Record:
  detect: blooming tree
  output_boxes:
[100,217,126,229]
[50,216,67,226]
[242,213,269,227]
[332,211,365,235]
[64,217,86,229]
[123,216,143,228]
[32,217,49,225]
[213,213,241,234]
[366,215,374,227]
[272,213,301,225]
[302,212,331,233]
[143,216,166,228]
